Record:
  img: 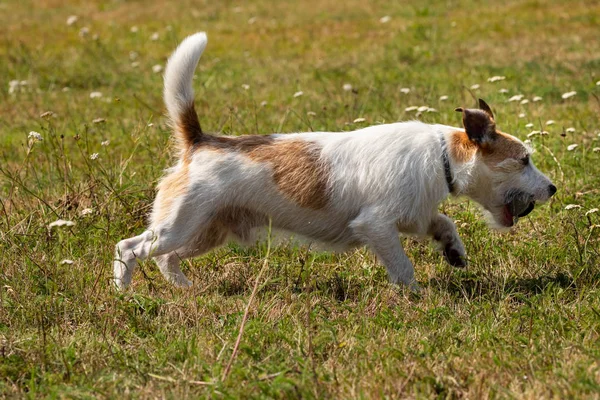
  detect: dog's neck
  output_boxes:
[439,136,455,194]
[440,130,481,197]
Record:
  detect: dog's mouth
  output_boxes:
[500,192,535,227]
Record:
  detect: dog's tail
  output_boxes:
[164,32,207,155]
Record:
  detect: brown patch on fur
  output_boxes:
[201,134,275,152]
[448,131,478,163]
[481,131,528,169]
[246,141,329,209]
[153,162,190,223]
[195,134,329,209]
[448,130,527,168]
[175,103,203,156]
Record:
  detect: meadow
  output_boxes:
[1,0,600,398]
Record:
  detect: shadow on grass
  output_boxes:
[428,270,577,301]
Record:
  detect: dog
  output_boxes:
[113,32,556,291]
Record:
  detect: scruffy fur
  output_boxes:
[113,32,556,291]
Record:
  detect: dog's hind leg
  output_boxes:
[153,222,229,287]
[350,211,420,291]
[153,253,193,288]
[113,207,216,289]
[428,213,467,268]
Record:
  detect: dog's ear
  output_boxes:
[478,98,494,120]
[455,106,496,144]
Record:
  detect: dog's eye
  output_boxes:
[521,156,530,166]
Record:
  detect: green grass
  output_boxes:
[1,0,600,397]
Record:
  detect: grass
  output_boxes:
[1,0,600,397]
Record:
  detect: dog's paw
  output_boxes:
[408,280,422,294]
[172,276,193,288]
[113,258,132,290]
[443,244,467,268]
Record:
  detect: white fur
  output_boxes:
[113,32,555,291]
[163,32,207,128]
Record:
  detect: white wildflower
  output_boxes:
[439,95,448,101]
[487,76,505,82]
[260,101,268,107]
[343,83,353,91]
[9,80,20,94]
[525,123,534,128]
[60,259,74,265]
[248,17,257,24]
[541,131,549,135]
[508,94,524,102]
[405,106,418,112]
[241,84,250,90]
[426,107,438,113]
[92,118,106,124]
[585,208,598,216]
[593,147,600,153]
[28,131,43,142]
[561,91,577,99]
[379,15,391,24]
[130,26,139,33]
[307,111,316,116]
[470,84,480,90]
[596,81,600,86]
[519,113,526,118]
[353,117,366,123]
[66,15,78,26]
[532,96,542,102]
[564,204,581,210]
[79,27,90,38]
[131,61,139,68]
[129,51,138,60]
[48,219,76,229]
[520,99,529,105]
[40,111,54,118]
[293,91,303,98]
[90,91,102,99]
[499,88,509,93]
[62,87,70,92]
[567,144,578,151]
[101,140,110,146]
[81,208,94,216]
[150,32,159,41]
[147,123,154,127]
[417,106,429,112]
[90,153,99,160]
[566,127,575,133]
[400,87,410,94]
[546,120,555,126]
[152,64,163,73]
[527,131,541,137]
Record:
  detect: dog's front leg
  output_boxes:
[350,213,420,291]
[427,213,467,268]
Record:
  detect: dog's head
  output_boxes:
[454,99,556,228]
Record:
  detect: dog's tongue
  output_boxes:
[502,205,515,227]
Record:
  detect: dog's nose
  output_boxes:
[548,184,557,197]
